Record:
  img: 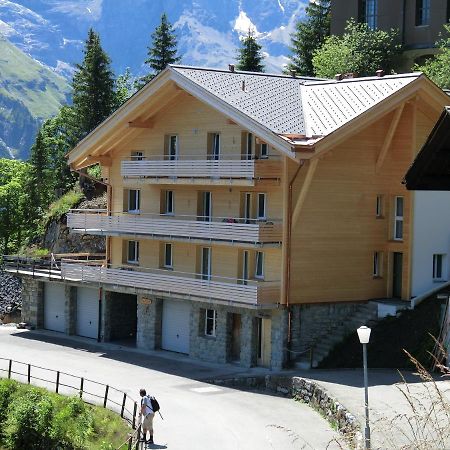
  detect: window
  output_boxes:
[127,240,139,264]
[199,192,212,222]
[257,193,266,220]
[201,247,211,280]
[242,250,249,285]
[373,252,382,277]
[358,0,377,29]
[255,251,264,279]
[128,189,140,213]
[393,196,404,240]
[433,254,445,280]
[166,135,178,160]
[163,190,174,215]
[416,0,430,26]
[208,133,220,160]
[163,243,173,268]
[131,151,144,161]
[376,195,383,218]
[204,309,217,336]
[260,143,269,159]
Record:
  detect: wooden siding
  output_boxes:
[288,103,432,304]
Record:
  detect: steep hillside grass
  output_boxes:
[0,37,70,119]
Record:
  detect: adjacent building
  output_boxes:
[7,66,450,369]
[331,0,450,70]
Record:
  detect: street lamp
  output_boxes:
[357,325,371,450]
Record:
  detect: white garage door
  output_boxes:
[76,287,99,339]
[162,300,191,354]
[44,283,66,333]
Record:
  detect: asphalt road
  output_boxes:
[0,327,342,450]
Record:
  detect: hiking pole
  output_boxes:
[158,410,164,420]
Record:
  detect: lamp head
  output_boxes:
[357,326,371,344]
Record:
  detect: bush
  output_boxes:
[3,389,54,450]
[0,380,19,436]
[52,397,93,449]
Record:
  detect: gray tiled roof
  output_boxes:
[172,66,419,139]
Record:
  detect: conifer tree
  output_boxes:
[285,0,331,76]
[72,28,115,136]
[139,13,181,87]
[236,29,265,72]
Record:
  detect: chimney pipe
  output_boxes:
[241,80,246,91]
[376,69,385,77]
[229,64,235,72]
[290,70,296,78]
[335,73,343,81]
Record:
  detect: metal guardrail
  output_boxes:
[0,357,142,449]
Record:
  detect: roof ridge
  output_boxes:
[170,64,325,82]
[304,72,423,86]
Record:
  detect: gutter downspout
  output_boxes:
[285,159,306,354]
[70,166,112,265]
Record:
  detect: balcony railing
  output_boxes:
[60,262,279,306]
[67,210,283,245]
[121,154,281,181]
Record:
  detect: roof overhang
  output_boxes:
[292,75,450,159]
[404,107,450,190]
[67,66,297,169]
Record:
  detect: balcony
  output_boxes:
[67,210,283,247]
[60,262,280,307]
[121,155,281,186]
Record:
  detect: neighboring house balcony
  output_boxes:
[67,210,283,247]
[60,261,279,307]
[120,155,282,186]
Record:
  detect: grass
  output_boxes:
[0,380,130,450]
[40,189,84,231]
[319,295,444,369]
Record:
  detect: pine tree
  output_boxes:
[139,13,181,87]
[236,29,265,72]
[285,0,331,77]
[72,28,116,136]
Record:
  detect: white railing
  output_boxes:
[67,211,283,244]
[121,154,281,180]
[121,159,256,179]
[61,262,280,306]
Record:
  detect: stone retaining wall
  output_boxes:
[209,374,363,449]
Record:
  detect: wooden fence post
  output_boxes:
[103,385,109,408]
[128,435,133,450]
[79,377,84,398]
[56,371,60,393]
[8,360,12,379]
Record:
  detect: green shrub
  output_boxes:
[52,397,93,449]
[0,380,19,434]
[3,388,54,450]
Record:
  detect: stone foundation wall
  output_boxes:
[136,295,162,350]
[291,303,370,353]
[21,277,44,328]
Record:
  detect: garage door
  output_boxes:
[44,283,66,333]
[76,287,99,339]
[162,300,191,354]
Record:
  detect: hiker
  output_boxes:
[139,388,155,445]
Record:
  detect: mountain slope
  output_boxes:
[0,36,71,159]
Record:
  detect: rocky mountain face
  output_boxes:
[0,0,308,159]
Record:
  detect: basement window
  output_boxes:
[433,254,446,281]
[205,309,217,337]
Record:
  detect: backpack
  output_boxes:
[149,396,160,413]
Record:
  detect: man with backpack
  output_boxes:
[139,388,155,445]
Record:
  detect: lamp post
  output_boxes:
[357,325,371,450]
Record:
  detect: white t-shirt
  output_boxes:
[141,395,154,416]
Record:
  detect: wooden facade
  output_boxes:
[67,67,449,307]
